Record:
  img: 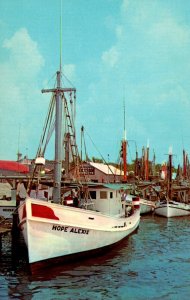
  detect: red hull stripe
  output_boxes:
[31,203,59,220]
[134,205,140,209]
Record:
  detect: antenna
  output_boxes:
[123,88,126,141]
[60,0,63,72]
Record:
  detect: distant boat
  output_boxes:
[140,198,155,214]
[155,200,190,217]
[17,65,140,272]
[155,151,190,217]
[125,194,155,214]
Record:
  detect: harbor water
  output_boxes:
[1,215,190,299]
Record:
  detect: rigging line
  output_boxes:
[128,143,133,162]
[84,128,115,175]
[46,72,57,88]
[61,72,76,88]
[62,94,80,162]
[70,94,76,137]
[83,129,89,161]
[37,99,54,155]
[37,94,55,156]
[45,97,55,138]
[42,102,56,155]
[64,94,76,141]
[28,96,55,192]
[29,122,55,192]
[43,120,55,156]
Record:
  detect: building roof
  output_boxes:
[102,183,133,190]
[0,160,29,174]
[89,162,123,176]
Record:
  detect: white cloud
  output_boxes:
[121,0,130,14]
[115,25,124,40]
[149,16,190,47]
[101,46,119,67]
[0,28,45,159]
[3,28,44,77]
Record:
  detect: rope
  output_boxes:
[27,93,55,193]
[84,128,115,176]
[37,94,55,156]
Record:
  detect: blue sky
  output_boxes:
[0,0,190,167]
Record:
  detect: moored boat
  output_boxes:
[18,184,140,272]
[125,193,155,215]
[140,198,155,214]
[155,200,190,217]
[155,150,190,217]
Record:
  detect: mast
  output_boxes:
[145,140,149,181]
[122,98,127,182]
[54,71,62,202]
[141,146,145,179]
[42,82,76,204]
[183,149,187,179]
[134,144,138,177]
[168,151,172,200]
[122,140,127,182]
[152,149,156,177]
[41,72,62,203]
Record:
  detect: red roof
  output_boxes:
[0,160,29,174]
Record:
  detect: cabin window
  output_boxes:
[100,191,107,199]
[89,191,96,199]
[110,192,113,199]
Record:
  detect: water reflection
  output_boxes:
[1,215,190,299]
[2,228,139,299]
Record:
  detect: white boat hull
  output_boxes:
[140,199,155,214]
[126,195,155,215]
[18,197,140,271]
[155,201,190,218]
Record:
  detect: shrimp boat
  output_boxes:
[17,68,140,272]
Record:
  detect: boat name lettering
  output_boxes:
[70,227,89,234]
[52,225,69,232]
[52,225,89,234]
